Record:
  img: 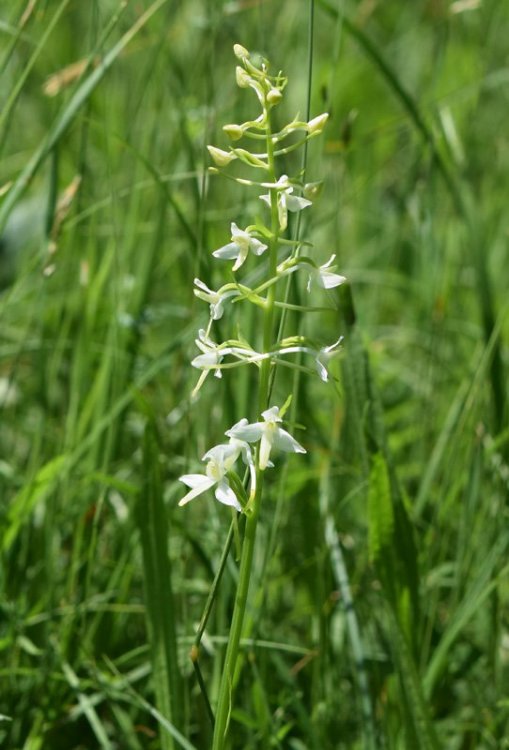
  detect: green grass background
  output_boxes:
[1,0,508,748]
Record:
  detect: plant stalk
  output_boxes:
[211,101,279,750]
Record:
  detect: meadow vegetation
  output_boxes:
[1,1,508,748]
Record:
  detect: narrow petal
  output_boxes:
[315,358,329,382]
[278,195,288,231]
[232,245,248,271]
[178,475,216,506]
[321,254,336,269]
[194,278,213,294]
[215,480,242,511]
[259,431,274,470]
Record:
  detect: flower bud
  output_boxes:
[235,66,252,89]
[207,146,236,167]
[303,181,323,201]
[307,112,329,136]
[233,44,249,61]
[267,88,283,105]
[223,123,244,141]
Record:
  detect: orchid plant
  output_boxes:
[178,44,346,749]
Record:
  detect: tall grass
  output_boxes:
[1,1,508,748]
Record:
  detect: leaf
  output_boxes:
[367,452,394,562]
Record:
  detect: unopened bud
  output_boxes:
[307,113,329,136]
[233,44,249,61]
[303,181,324,200]
[236,66,252,89]
[207,146,236,167]
[223,123,244,141]
[267,88,283,105]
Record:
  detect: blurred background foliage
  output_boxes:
[1,0,508,748]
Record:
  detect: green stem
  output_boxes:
[211,100,279,750]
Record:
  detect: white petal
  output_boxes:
[261,406,281,423]
[321,254,336,270]
[178,475,216,506]
[249,237,268,256]
[277,195,288,230]
[320,271,347,290]
[215,480,241,511]
[259,193,271,208]
[232,245,248,271]
[272,428,306,454]
[202,443,240,470]
[210,300,224,320]
[213,242,241,260]
[226,420,264,443]
[194,278,213,294]
[315,357,329,382]
[259,431,274,470]
[285,195,312,213]
[191,352,221,369]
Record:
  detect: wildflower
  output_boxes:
[226,405,306,470]
[315,336,344,382]
[260,174,312,231]
[193,278,239,320]
[307,255,346,292]
[191,329,226,378]
[190,330,258,396]
[178,443,242,511]
[213,223,268,271]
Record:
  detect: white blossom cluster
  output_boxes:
[179,44,347,512]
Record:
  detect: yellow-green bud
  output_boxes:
[267,88,283,105]
[207,146,236,167]
[307,112,329,136]
[223,123,244,141]
[235,66,252,89]
[233,43,249,61]
[303,181,324,201]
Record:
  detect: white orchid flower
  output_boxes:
[179,443,242,511]
[191,330,257,373]
[191,330,258,396]
[307,255,346,292]
[226,405,306,471]
[193,278,239,320]
[260,174,312,231]
[315,336,344,382]
[191,329,226,378]
[213,223,268,271]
